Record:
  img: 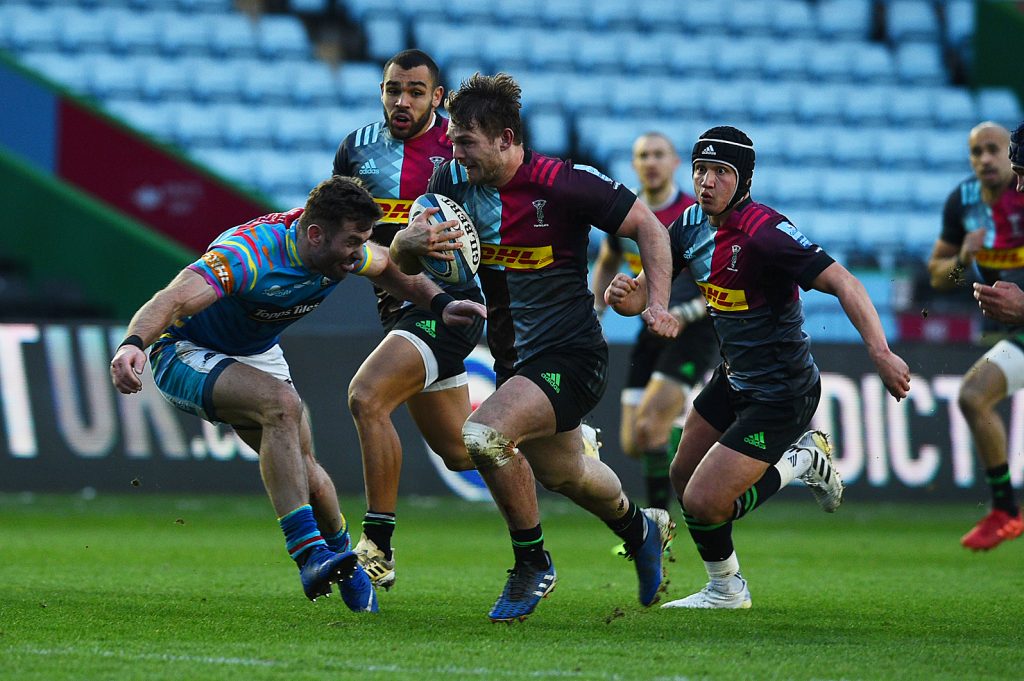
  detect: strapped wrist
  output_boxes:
[430,293,456,317]
[118,334,145,351]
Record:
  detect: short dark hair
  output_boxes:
[445,72,524,144]
[383,49,441,90]
[301,176,381,235]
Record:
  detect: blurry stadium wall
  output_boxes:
[975,0,1024,103]
[0,52,270,255]
[0,148,193,318]
[1,321,1021,503]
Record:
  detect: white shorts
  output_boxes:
[980,339,1024,394]
[389,330,469,393]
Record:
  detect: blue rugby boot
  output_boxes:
[299,547,358,601]
[623,508,675,607]
[339,564,379,613]
[488,551,557,623]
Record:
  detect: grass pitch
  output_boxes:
[1,492,1021,681]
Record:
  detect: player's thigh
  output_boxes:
[387,302,483,387]
[407,384,473,463]
[470,375,558,442]
[672,406,724,484]
[962,340,1018,405]
[350,333,430,411]
[685,443,770,514]
[518,427,585,484]
[637,375,687,426]
[619,402,640,456]
[212,361,302,428]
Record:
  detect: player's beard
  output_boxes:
[386,106,433,140]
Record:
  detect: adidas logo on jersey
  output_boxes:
[701,145,716,156]
[358,158,380,175]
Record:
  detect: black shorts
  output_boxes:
[626,317,719,389]
[692,365,821,464]
[498,345,608,433]
[385,290,485,383]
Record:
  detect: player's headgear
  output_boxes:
[691,126,755,214]
[1011,120,1024,167]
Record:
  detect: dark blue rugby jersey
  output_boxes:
[429,151,636,371]
[333,115,480,326]
[668,199,834,401]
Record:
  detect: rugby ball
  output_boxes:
[408,193,481,285]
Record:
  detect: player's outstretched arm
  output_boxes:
[812,262,910,400]
[389,207,463,275]
[367,244,485,325]
[110,269,217,394]
[974,280,1024,325]
[613,201,679,337]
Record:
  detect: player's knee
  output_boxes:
[259,384,304,428]
[438,449,475,472]
[957,383,993,417]
[681,486,729,524]
[462,421,516,470]
[347,377,388,421]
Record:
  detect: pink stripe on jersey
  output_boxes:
[219,243,253,292]
[239,230,263,268]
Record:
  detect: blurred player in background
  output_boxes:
[332,49,485,589]
[606,126,910,609]
[592,132,717,514]
[929,122,1024,550]
[975,120,1024,323]
[109,176,485,610]
[392,73,679,622]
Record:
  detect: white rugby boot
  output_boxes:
[354,533,396,591]
[661,573,752,609]
[581,423,602,460]
[792,430,844,512]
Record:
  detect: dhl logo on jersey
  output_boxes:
[697,281,748,311]
[201,251,234,294]
[975,245,1024,269]
[624,252,643,276]
[480,243,554,269]
[373,198,413,224]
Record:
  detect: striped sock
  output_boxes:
[986,464,1020,516]
[322,513,350,553]
[363,511,396,560]
[731,466,782,520]
[279,504,326,564]
[680,502,734,562]
[511,524,547,568]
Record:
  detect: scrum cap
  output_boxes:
[692,126,755,213]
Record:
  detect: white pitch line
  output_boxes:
[14,646,276,668]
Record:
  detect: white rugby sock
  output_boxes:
[704,551,741,586]
[775,444,813,486]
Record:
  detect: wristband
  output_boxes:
[430,292,456,317]
[118,334,145,351]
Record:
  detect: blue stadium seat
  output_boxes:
[173,102,226,148]
[771,171,814,209]
[256,14,312,60]
[527,111,570,156]
[159,12,211,57]
[715,38,767,79]
[560,72,610,115]
[682,2,725,32]
[515,71,570,112]
[191,57,245,103]
[876,128,925,169]
[301,150,335,188]
[944,0,975,48]
[289,0,329,13]
[851,43,895,84]
[479,28,529,73]
[256,149,308,196]
[655,77,709,119]
[770,0,814,37]
[821,169,867,209]
[725,0,774,36]
[541,0,590,29]
[443,0,496,23]
[794,83,846,124]
[831,128,877,168]
[894,43,946,86]
[86,54,144,99]
[806,41,857,82]
[222,105,276,148]
[760,39,810,82]
[589,0,636,30]
[4,7,61,53]
[57,7,114,54]
[106,99,177,143]
[109,11,165,55]
[920,130,968,173]
[176,0,235,12]
[902,212,941,255]
[976,88,1023,124]
[343,0,400,22]
[575,115,632,160]
[885,86,934,127]
[20,52,90,94]
[413,21,478,69]
[240,60,301,104]
[747,126,788,164]
[207,14,258,58]
[336,61,382,105]
[703,83,752,121]
[885,0,940,43]
[623,33,674,74]
[749,83,798,123]
[636,0,683,31]
[854,211,905,253]
[274,108,326,151]
[786,126,831,165]
[913,173,959,211]
[292,61,339,107]
[815,0,872,41]
[574,31,622,73]
[322,106,385,148]
[364,17,406,63]
[609,76,659,116]
[140,57,194,101]
[932,88,977,129]
[493,0,544,25]
[842,85,892,127]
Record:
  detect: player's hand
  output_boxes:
[396,207,463,262]
[974,281,1024,325]
[960,228,986,265]
[641,303,680,339]
[110,345,147,394]
[870,348,911,401]
[604,273,638,308]
[443,300,487,326]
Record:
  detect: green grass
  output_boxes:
[1,493,1021,681]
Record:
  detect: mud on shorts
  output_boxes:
[149,338,291,423]
[385,291,485,393]
[497,344,608,433]
[692,364,821,464]
[623,317,719,406]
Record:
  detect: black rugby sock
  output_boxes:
[643,449,674,511]
[362,511,396,560]
[510,525,547,569]
[606,499,647,549]
[986,464,1020,516]
[731,466,782,521]
[680,499,735,562]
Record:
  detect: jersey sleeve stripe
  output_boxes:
[353,243,373,275]
[187,264,228,297]
[219,241,257,291]
[539,159,560,187]
[239,231,263,268]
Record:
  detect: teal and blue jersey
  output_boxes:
[160,208,371,356]
[668,199,833,401]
